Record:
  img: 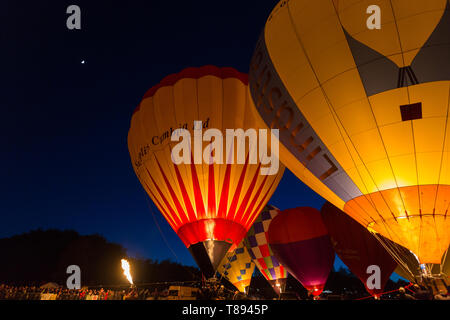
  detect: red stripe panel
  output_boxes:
[258,258,267,270]
[235,163,262,223]
[259,244,270,258]
[228,156,250,221]
[240,165,267,227]
[172,162,197,223]
[143,180,177,230]
[190,160,206,219]
[155,159,189,225]
[245,177,278,228]
[145,168,183,227]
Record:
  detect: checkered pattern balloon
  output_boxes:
[217,241,255,293]
[244,205,288,282]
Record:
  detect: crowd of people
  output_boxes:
[0,284,165,300]
[396,284,450,301]
[0,283,448,300]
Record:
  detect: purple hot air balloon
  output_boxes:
[268,207,335,297]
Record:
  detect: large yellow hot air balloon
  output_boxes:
[128,66,284,277]
[217,241,256,293]
[248,0,450,275]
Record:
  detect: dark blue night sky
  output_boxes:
[1,0,402,280]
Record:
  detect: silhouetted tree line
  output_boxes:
[0,229,200,287]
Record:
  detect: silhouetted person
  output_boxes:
[397,287,415,300]
[412,284,432,300]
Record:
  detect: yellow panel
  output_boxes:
[446,120,450,153]
[354,164,379,194]
[410,81,450,119]
[311,39,357,83]
[397,10,447,65]
[379,121,415,157]
[328,140,359,171]
[350,128,387,164]
[369,87,409,127]
[297,87,331,124]
[265,6,319,101]
[344,166,370,194]
[287,0,356,83]
[365,158,397,191]
[413,117,446,153]
[388,154,418,187]
[322,69,367,109]
[416,152,442,185]
[335,99,377,136]
[440,152,450,185]
[310,113,343,148]
[288,0,337,34]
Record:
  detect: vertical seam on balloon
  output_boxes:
[287,1,388,225]
[329,1,408,224]
[431,85,450,216]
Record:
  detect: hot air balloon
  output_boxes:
[217,241,256,293]
[267,207,335,296]
[244,205,288,295]
[248,0,450,280]
[321,201,398,297]
[128,66,284,277]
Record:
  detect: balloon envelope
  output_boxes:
[217,241,255,293]
[244,205,288,294]
[321,202,397,296]
[249,0,450,266]
[128,66,284,277]
[268,207,335,296]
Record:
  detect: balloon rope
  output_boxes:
[144,194,201,281]
[144,194,181,261]
[441,248,449,275]
[372,233,416,281]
